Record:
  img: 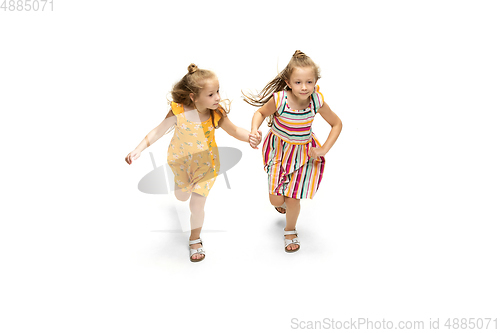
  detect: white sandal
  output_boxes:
[284,229,300,253]
[275,202,287,214]
[189,238,205,262]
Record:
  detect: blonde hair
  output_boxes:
[169,64,229,129]
[243,50,320,126]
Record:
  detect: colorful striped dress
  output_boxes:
[262,86,325,199]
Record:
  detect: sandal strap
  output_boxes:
[284,229,297,236]
[284,237,300,246]
[189,238,202,245]
[190,247,205,256]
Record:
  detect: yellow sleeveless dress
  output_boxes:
[167,102,223,197]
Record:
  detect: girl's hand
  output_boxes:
[125,150,141,165]
[249,130,262,149]
[308,147,326,159]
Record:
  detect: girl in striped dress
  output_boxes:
[245,50,342,253]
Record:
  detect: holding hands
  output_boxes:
[249,130,262,149]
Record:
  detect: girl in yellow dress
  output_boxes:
[126,64,261,262]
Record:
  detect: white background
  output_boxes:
[1,0,499,332]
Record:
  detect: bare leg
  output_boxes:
[284,197,300,251]
[269,194,286,213]
[174,184,191,202]
[188,192,207,261]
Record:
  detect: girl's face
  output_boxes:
[286,66,317,101]
[193,77,221,112]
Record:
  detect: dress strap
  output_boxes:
[273,91,287,115]
[211,105,226,128]
[310,85,324,114]
[171,102,185,116]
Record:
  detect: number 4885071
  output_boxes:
[1,0,54,11]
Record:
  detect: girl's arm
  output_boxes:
[249,98,276,147]
[220,115,260,149]
[251,98,276,133]
[309,102,342,159]
[125,110,177,164]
